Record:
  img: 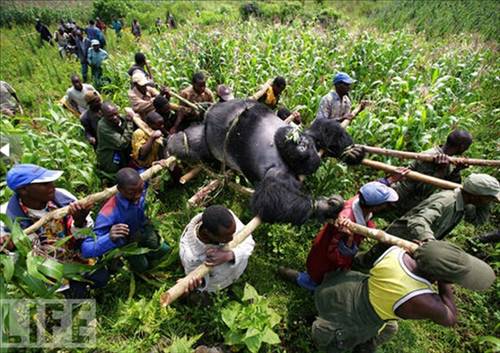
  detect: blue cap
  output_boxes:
[359,182,399,206]
[6,164,63,191]
[333,72,355,85]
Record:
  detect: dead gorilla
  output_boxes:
[167,99,364,225]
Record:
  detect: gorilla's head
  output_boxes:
[275,126,321,176]
[305,119,364,165]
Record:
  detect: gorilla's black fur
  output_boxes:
[167,99,364,224]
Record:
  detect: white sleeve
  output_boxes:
[231,235,255,268]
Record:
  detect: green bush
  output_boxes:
[92,0,131,23]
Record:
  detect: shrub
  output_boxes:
[92,0,131,23]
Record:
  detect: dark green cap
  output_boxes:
[414,240,495,291]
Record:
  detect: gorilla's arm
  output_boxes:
[251,168,344,225]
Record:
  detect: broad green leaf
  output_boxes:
[243,331,263,353]
[224,330,245,346]
[221,305,239,328]
[0,254,15,282]
[38,258,64,282]
[262,328,281,344]
[242,283,260,302]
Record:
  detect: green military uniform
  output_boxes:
[382,146,489,225]
[313,271,385,353]
[357,173,499,269]
[96,117,134,175]
[388,146,459,216]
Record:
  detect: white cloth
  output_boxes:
[179,211,255,292]
[64,84,96,113]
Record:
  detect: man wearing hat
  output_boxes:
[128,71,169,119]
[0,164,108,297]
[313,240,495,353]
[315,72,369,128]
[216,84,234,103]
[87,39,108,87]
[63,74,99,114]
[279,181,399,290]
[80,90,103,147]
[356,173,500,269]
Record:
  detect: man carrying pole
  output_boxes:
[312,229,495,353]
[178,205,256,294]
[355,173,500,269]
[380,129,474,219]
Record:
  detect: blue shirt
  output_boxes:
[87,48,108,67]
[81,192,146,258]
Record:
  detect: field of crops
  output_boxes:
[0,1,499,352]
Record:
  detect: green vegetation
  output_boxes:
[0,1,499,352]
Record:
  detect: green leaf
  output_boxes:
[0,254,15,282]
[242,283,260,302]
[262,328,281,344]
[243,330,263,353]
[224,330,245,346]
[38,257,64,282]
[221,304,239,328]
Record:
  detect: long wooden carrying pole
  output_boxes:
[360,145,500,167]
[160,216,262,306]
[340,218,419,253]
[362,159,461,190]
[23,157,177,235]
[249,79,273,101]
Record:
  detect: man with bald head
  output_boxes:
[96,102,134,178]
[64,74,98,114]
[81,168,170,272]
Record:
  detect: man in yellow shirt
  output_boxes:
[313,240,494,353]
[256,76,286,110]
[131,111,164,169]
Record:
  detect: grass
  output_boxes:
[0,1,499,352]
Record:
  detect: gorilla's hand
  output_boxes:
[313,195,344,222]
[340,145,365,165]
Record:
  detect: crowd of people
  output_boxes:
[1,15,498,353]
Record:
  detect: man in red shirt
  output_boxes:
[279,181,399,290]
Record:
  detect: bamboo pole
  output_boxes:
[125,107,163,146]
[180,166,202,184]
[362,159,461,190]
[187,179,221,207]
[167,89,204,112]
[337,218,418,253]
[249,79,273,101]
[359,145,500,167]
[202,167,254,196]
[160,216,262,306]
[23,157,177,236]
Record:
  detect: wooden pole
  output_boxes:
[160,216,262,306]
[362,159,461,190]
[249,79,273,101]
[125,107,164,146]
[180,166,202,184]
[23,157,177,236]
[187,179,221,207]
[360,145,500,167]
[168,90,204,112]
[202,167,254,196]
[338,218,418,253]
